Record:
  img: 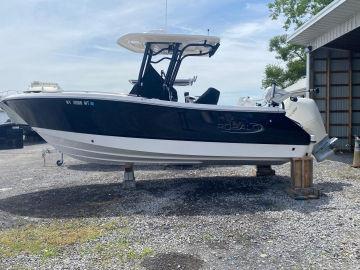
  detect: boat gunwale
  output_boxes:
[2,92,285,113]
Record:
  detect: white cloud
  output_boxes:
[245,2,269,14]
[224,19,282,39]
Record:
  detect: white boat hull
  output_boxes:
[35,128,311,165]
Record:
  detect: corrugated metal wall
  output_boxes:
[311,47,360,150]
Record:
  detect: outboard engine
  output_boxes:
[264,83,337,162]
[284,98,337,161]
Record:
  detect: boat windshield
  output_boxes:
[118,33,220,102]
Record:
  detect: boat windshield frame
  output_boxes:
[136,40,220,97]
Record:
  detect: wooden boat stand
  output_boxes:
[287,157,320,199]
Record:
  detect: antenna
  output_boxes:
[165,0,168,32]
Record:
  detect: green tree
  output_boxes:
[262,0,334,89]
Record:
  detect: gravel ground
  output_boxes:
[0,143,359,269]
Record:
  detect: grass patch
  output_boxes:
[90,238,154,264]
[0,221,118,259]
[140,247,154,258]
[202,232,214,242]
[81,227,154,267]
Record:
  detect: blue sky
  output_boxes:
[0,0,284,105]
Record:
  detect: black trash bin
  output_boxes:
[0,123,24,150]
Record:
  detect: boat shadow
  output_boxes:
[0,176,350,219]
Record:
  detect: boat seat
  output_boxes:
[195,88,220,105]
[130,64,178,102]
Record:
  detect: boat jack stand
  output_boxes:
[255,165,275,177]
[123,164,136,189]
[287,157,320,200]
[41,148,64,166]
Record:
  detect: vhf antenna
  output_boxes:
[165,0,168,32]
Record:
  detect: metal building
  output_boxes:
[288,0,360,150]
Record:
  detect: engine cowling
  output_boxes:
[284,98,337,161]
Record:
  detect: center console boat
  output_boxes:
[0,33,336,165]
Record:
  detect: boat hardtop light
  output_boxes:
[118,33,220,55]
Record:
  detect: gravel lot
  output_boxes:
[0,143,359,269]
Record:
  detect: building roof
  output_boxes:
[288,0,360,50]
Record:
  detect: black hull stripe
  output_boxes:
[4,97,311,145]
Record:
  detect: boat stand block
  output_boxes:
[288,157,320,200]
[123,165,136,189]
[255,165,276,177]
